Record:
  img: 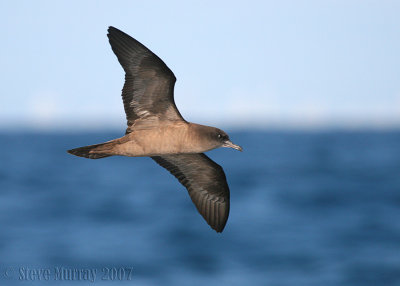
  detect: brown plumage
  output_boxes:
[67,26,242,232]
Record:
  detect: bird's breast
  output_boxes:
[115,122,205,157]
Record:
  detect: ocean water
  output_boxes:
[0,130,399,285]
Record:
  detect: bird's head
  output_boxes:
[210,128,243,152]
[193,124,243,152]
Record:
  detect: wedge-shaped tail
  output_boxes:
[67,142,113,159]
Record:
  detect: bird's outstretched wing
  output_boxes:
[107,26,184,130]
[151,153,230,232]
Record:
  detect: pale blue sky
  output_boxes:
[1,0,399,130]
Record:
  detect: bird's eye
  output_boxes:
[218,134,228,141]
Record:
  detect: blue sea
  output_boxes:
[0,130,399,285]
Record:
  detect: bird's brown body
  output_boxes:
[68,27,242,232]
[92,122,223,157]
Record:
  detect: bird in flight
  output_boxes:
[68,27,242,232]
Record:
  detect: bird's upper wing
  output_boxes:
[107,26,184,130]
[151,153,230,232]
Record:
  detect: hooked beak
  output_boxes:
[223,140,243,152]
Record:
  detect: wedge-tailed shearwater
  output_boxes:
[68,26,242,232]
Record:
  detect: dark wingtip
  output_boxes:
[208,207,228,233]
[213,220,227,233]
[107,26,125,41]
[107,26,118,34]
[107,26,128,38]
